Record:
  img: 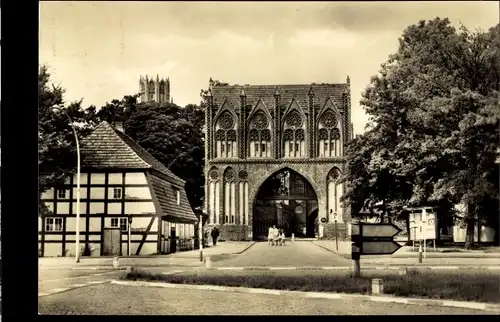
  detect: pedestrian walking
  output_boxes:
[211,227,220,246]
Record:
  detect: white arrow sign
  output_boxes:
[362,241,402,255]
[362,224,401,238]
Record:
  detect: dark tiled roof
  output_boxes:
[80,122,184,184]
[149,173,198,224]
[210,83,349,113]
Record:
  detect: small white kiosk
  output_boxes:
[406,207,438,256]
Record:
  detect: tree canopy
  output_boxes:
[341,18,500,246]
[39,66,206,213]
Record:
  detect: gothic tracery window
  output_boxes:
[248,110,271,158]
[318,110,342,157]
[223,167,236,224]
[215,111,237,158]
[283,110,306,158]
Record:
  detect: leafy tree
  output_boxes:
[121,102,205,210]
[38,65,94,215]
[342,19,500,247]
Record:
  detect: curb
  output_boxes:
[39,266,127,271]
[235,241,257,254]
[38,280,111,297]
[204,266,500,271]
[312,241,500,259]
[110,280,500,313]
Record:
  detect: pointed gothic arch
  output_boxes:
[247,99,273,158]
[252,167,318,239]
[222,167,237,224]
[281,99,307,158]
[213,100,239,158]
[207,166,221,225]
[317,98,343,157]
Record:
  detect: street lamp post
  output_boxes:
[53,107,81,263]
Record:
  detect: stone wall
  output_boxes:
[217,224,250,241]
[323,222,349,240]
[206,160,350,241]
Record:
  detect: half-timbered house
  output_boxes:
[39,121,198,257]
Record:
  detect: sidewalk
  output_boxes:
[313,240,500,259]
[39,241,255,269]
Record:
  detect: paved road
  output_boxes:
[213,241,351,267]
[38,266,193,296]
[38,269,123,296]
[38,283,489,315]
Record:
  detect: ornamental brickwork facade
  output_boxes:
[203,77,354,241]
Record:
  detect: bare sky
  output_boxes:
[39,1,499,134]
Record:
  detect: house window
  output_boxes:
[113,187,122,199]
[57,189,67,199]
[111,217,128,232]
[174,188,181,205]
[45,217,63,232]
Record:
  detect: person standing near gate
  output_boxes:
[211,227,220,246]
[268,226,274,246]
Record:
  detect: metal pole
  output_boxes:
[199,217,203,262]
[128,218,132,256]
[424,238,427,258]
[55,107,80,263]
[334,220,338,251]
[73,121,81,264]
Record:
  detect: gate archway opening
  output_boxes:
[253,168,318,240]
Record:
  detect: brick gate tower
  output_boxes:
[203,77,354,241]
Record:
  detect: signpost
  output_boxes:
[351,222,403,277]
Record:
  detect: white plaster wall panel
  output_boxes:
[72,187,88,200]
[124,202,156,214]
[71,202,87,215]
[44,244,63,257]
[89,218,101,231]
[89,202,105,214]
[125,172,148,185]
[90,173,106,185]
[108,203,122,214]
[57,202,70,214]
[108,173,123,185]
[90,187,106,199]
[89,234,101,241]
[65,218,88,233]
[124,187,152,200]
[44,234,63,241]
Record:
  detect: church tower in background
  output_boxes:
[139,75,171,104]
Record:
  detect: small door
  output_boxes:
[103,228,121,256]
[170,227,177,253]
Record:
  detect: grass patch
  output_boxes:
[124,269,500,304]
